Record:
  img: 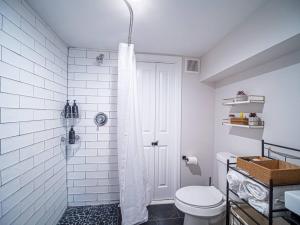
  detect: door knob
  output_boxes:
[151,141,159,146]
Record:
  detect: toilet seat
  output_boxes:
[175,186,226,217]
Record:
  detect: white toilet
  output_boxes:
[175,152,236,225]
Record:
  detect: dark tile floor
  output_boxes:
[57,204,184,225]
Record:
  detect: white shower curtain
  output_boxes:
[117,43,151,225]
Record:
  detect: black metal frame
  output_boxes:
[226,140,300,225]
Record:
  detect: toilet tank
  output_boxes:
[216,152,237,194]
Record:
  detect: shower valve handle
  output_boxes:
[151,141,159,146]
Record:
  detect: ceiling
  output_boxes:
[26,0,267,57]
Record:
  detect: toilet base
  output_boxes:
[183,212,225,225]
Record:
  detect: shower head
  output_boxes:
[96,54,104,64]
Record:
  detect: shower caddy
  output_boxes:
[60,101,81,151]
[226,140,300,225]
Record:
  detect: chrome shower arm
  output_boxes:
[123,0,134,45]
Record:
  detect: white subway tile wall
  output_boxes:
[0,0,68,225]
[67,47,119,206]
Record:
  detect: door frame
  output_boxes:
[136,53,182,197]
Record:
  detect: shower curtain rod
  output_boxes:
[123,0,134,45]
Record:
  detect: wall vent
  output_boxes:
[185,58,200,73]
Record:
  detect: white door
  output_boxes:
[137,62,156,201]
[137,62,177,201]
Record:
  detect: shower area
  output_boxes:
[0,0,181,224]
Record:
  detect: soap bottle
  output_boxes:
[72,100,79,118]
[64,100,72,118]
[69,126,76,144]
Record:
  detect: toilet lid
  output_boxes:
[175,186,223,208]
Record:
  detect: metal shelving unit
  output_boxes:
[226,140,300,225]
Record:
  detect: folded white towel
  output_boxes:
[237,182,251,200]
[244,179,268,201]
[248,197,269,215]
[226,170,246,192]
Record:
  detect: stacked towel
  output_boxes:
[244,179,268,201]
[227,170,245,192]
[226,171,270,215]
[248,197,269,215]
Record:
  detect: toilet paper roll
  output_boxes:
[186,156,198,165]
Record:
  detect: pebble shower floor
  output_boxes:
[57,204,184,225]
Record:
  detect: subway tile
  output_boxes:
[33,109,53,120]
[44,155,59,170]
[68,80,87,88]
[35,41,55,62]
[0,0,21,26]
[86,96,109,104]
[20,96,45,109]
[53,73,67,86]
[68,65,86,73]
[73,193,97,202]
[1,158,34,184]
[73,73,98,81]
[0,150,19,170]
[2,47,34,72]
[20,142,44,161]
[69,49,86,58]
[68,157,85,165]
[73,179,97,187]
[73,88,98,96]
[34,64,54,80]
[1,77,34,96]
[46,59,62,76]
[0,92,19,108]
[44,119,61,129]
[21,19,45,46]
[0,203,21,225]
[86,171,108,179]
[0,0,68,218]
[20,120,45,134]
[2,182,34,215]
[0,108,34,123]
[45,39,64,59]
[21,44,45,66]
[74,57,97,66]
[34,86,53,99]
[45,137,59,149]
[0,178,20,202]
[33,148,53,166]
[6,0,36,25]
[33,129,54,143]
[67,172,85,180]
[87,65,109,74]
[44,80,66,94]
[86,186,108,194]
[0,60,20,81]
[0,122,19,139]
[73,164,98,172]
[68,187,85,195]
[20,163,44,187]
[19,69,44,87]
[3,17,34,49]
[0,30,21,54]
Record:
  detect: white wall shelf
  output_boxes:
[222,122,264,129]
[223,95,265,106]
